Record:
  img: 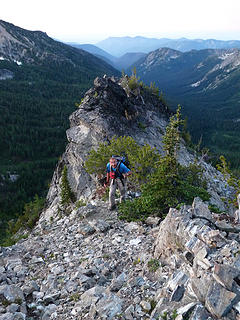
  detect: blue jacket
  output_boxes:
[107,162,130,178]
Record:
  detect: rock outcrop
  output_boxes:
[43,75,171,221]
[153,198,240,320]
[43,75,234,222]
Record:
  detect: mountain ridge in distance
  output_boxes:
[67,43,116,62]
[68,42,147,71]
[96,35,240,57]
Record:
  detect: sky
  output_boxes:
[1,0,240,43]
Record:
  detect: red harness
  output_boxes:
[110,171,116,179]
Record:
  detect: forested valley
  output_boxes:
[0,58,118,243]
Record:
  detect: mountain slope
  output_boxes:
[67,42,147,71]
[0,20,118,72]
[0,20,119,241]
[115,52,147,71]
[97,36,240,56]
[67,42,117,66]
[132,48,240,166]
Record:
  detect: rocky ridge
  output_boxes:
[43,75,171,221]
[1,200,162,319]
[43,75,234,223]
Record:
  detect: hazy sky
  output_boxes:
[1,0,240,43]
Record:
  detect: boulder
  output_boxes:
[205,282,237,318]
[154,199,240,319]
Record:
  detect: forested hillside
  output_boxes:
[0,20,119,243]
[131,48,240,169]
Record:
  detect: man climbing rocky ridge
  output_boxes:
[43,75,234,222]
[44,75,171,220]
[0,76,239,319]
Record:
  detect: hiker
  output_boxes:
[104,156,132,210]
[235,193,240,224]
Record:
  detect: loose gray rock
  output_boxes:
[41,304,57,320]
[213,263,240,291]
[192,197,213,221]
[88,219,110,233]
[0,285,24,304]
[189,304,213,320]
[170,285,185,302]
[77,223,95,236]
[140,300,151,312]
[125,304,135,320]
[205,281,237,318]
[6,303,19,313]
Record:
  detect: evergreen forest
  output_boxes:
[0,58,118,243]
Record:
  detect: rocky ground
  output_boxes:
[0,198,240,320]
[0,200,161,320]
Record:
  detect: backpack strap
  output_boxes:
[116,162,125,186]
[110,162,125,186]
[110,165,116,185]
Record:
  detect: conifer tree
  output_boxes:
[119,105,209,220]
[162,105,183,168]
[60,165,75,205]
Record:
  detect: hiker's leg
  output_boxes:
[117,179,126,203]
[109,180,117,208]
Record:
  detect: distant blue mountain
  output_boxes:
[67,42,147,71]
[96,36,240,57]
[67,43,116,66]
[114,52,147,71]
